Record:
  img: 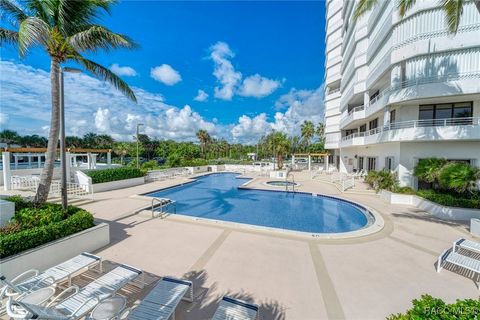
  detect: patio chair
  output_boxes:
[0,252,102,301]
[126,276,193,320]
[212,296,259,320]
[437,248,480,289]
[5,264,143,320]
[453,238,480,254]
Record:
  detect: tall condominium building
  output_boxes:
[324,0,480,188]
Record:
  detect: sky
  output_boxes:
[0,0,326,144]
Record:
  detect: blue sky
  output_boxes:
[0,0,326,143]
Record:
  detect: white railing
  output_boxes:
[393,71,480,90]
[341,117,479,141]
[330,173,355,192]
[146,168,191,182]
[11,176,93,200]
[326,87,340,97]
[342,177,355,192]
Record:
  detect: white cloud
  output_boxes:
[239,74,281,98]
[109,63,137,77]
[230,85,325,143]
[209,42,242,100]
[150,64,182,85]
[194,89,209,102]
[0,60,216,141]
[0,113,8,126]
[231,113,272,144]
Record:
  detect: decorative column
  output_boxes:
[324,155,329,171]
[291,154,295,167]
[107,151,112,168]
[308,154,312,171]
[65,152,71,182]
[87,152,92,169]
[14,155,18,169]
[28,155,32,168]
[37,155,42,168]
[2,152,11,190]
[91,154,98,169]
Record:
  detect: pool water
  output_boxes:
[146,173,371,234]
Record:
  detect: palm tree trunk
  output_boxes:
[34,58,61,205]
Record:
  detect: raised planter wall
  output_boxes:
[0,223,110,279]
[185,166,209,174]
[381,190,480,221]
[92,176,145,193]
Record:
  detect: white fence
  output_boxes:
[330,173,355,192]
[11,176,93,200]
[146,168,191,182]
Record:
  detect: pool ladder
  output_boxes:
[285,170,296,193]
[151,197,176,218]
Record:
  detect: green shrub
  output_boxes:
[0,208,94,258]
[166,153,182,167]
[181,158,208,167]
[438,162,479,194]
[4,195,33,210]
[387,294,480,320]
[365,170,398,192]
[414,158,447,184]
[417,189,480,209]
[86,167,144,184]
[141,160,160,171]
[393,186,416,195]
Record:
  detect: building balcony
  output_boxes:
[339,105,365,129]
[339,117,480,148]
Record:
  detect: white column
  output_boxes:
[14,155,18,169]
[87,152,92,169]
[28,155,32,168]
[324,155,329,171]
[107,152,112,168]
[92,154,97,169]
[65,152,71,182]
[37,155,42,168]
[2,152,11,190]
[291,155,295,167]
[308,155,312,171]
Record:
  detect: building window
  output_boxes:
[390,110,396,123]
[370,90,379,101]
[369,118,378,130]
[359,124,367,132]
[385,157,394,171]
[418,101,473,125]
[358,157,364,170]
[367,157,376,171]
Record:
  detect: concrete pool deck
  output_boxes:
[3,171,477,319]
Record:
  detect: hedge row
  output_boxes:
[86,167,144,184]
[417,189,480,209]
[0,209,94,258]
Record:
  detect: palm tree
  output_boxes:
[196,129,211,159]
[0,129,20,148]
[300,120,315,149]
[316,122,326,144]
[266,131,291,170]
[354,0,480,34]
[113,142,129,165]
[0,0,137,204]
[413,158,447,186]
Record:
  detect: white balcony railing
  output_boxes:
[341,117,480,141]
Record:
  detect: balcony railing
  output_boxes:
[341,117,479,141]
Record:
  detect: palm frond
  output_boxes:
[441,0,463,34]
[0,27,18,45]
[68,25,137,52]
[25,0,55,26]
[17,17,50,57]
[75,56,137,102]
[353,0,379,20]
[56,0,116,36]
[397,0,417,17]
[0,0,27,26]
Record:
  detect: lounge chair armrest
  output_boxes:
[30,275,55,291]
[10,269,40,284]
[47,285,79,307]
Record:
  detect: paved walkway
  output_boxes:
[7,172,478,319]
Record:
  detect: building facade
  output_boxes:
[324,0,480,188]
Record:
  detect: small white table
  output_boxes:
[90,296,127,320]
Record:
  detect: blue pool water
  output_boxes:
[146,173,371,234]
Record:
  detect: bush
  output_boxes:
[141,160,160,171]
[181,158,208,167]
[414,158,447,184]
[365,170,398,192]
[438,162,479,194]
[387,294,480,319]
[393,186,416,195]
[417,189,480,209]
[86,167,144,184]
[0,197,95,257]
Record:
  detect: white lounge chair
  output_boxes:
[126,276,193,320]
[437,248,480,289]
[453,238,480,254]
[212,296,259,320]
[6,264,143,319]
[1,253,102,304]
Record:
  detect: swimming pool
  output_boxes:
[146,173,373,234]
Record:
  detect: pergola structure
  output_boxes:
[291,152,330,171]
[2,148,112,191]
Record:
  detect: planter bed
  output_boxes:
[92,176,145,192]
